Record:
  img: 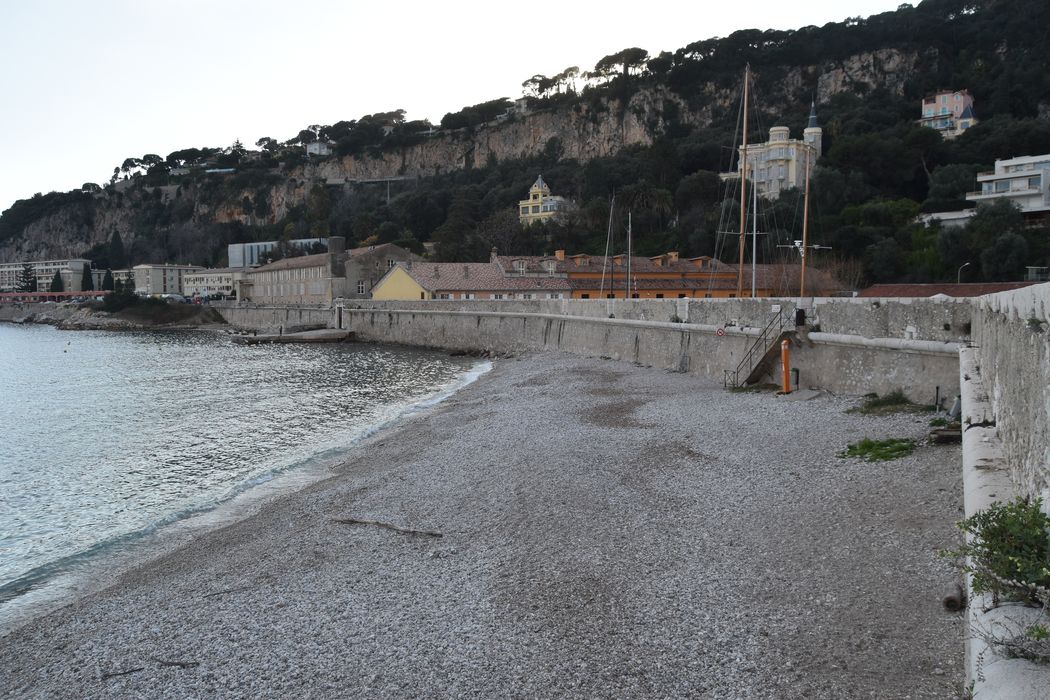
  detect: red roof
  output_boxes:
[857,282,1035,298]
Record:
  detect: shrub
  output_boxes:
[948,498,1050,605]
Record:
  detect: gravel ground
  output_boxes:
[0,352,965,699]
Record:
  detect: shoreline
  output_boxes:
[0,353,965,698]
[0,340,492,636]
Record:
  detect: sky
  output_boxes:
[0,0,910,214]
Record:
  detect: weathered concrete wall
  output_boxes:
[213,303,335,332]
[343,297,971,342]
[340,307,959,400]
[972,282,1050,503]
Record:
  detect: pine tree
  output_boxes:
[50,271,64,292]
[81,265,94,291]
[109,231,127,269]
[102,269,114,291]
[17,264,37,292]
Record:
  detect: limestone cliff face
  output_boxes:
[303,88,687,184]
[0,47,923,263]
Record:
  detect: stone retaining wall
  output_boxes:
[971,282,1050,502]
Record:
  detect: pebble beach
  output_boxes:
[0,352,964,699]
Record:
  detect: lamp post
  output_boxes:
[958,261,971,284]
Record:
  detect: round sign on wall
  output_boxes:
[716,328,726,337]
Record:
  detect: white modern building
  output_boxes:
[0,258,91,292]
[228,238,327,267]
[182,267,250,299]
[133,264,202,296]
[921,153,1050,227]
[722,103,822,200]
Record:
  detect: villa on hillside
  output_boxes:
[517,175,575,224]
[918,89,977,139]
[720,103,822,200]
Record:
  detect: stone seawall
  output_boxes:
[344,297,971,343]
[336,306,960,401]
[214,304,336,332]
[972,282,1050,502]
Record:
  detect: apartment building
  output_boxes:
[133,264,202,296]
[0,258,91,292]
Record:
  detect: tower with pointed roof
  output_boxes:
[517,174,575,225]
[803,101,822,159]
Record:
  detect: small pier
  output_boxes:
[234,329,353,345]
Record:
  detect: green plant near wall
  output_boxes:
[839,437,916,461]
[947,498,1050,605]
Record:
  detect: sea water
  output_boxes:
[0,323,485,625]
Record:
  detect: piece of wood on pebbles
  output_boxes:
[333,517,443,538]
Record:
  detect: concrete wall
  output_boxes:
[343,296,972,342]
[339,307,959,401]
[214,303,335,333]
[971,282,1050,503]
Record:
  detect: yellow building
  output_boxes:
[517,175,573,224]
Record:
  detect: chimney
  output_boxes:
[650,254,664,267]
[668,251,679,263]
[328,236,347,277]
[612,254,625,266]
[463,265,470,278]
[555,249,565,261]
[490,247,499,263]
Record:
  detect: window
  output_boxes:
[607,294,615,299]
[357,280,365,294]
[995,181,1009,192]
[631,293,639,299]
[1029,176,1041,189]
[655,294,664,299]
[463,293,475,300]
[545,261,556,275]
[438,293,451,300]
[387,259,395,268]
[532,194,539,200]
[492,293,504,300]
[581,294,590,299]
[420,292,425,300]
[531,206,539,213]
[520,207,528,215]
[515,260,526,274]
[547,293,561,299]
[521,293,533,300]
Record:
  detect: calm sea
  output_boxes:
[0,323,485,626]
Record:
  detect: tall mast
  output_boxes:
[626,212,632,299]
[751,176,758,298]
[800,146,811,298]
[736,65,750,297]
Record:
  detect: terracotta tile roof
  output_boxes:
[401,262,571,293]
[857,282,1036,298]
[349,243,395,257]
[493,254,732,276]
[249,253,330,273]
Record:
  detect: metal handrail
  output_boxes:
[733,312,786,384]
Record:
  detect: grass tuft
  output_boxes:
[839,437,916,461]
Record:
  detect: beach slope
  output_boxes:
[0,353,963,699]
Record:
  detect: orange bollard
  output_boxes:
[781,339,791,394]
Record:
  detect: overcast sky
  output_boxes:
[0,0,909,214]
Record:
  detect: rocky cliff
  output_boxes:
[0,47,923,265]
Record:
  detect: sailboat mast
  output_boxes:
[626,212,632,299]
[800,147,811,298]
[600,194,615,300]
[736,65,750,298]
[751,177,758,298]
